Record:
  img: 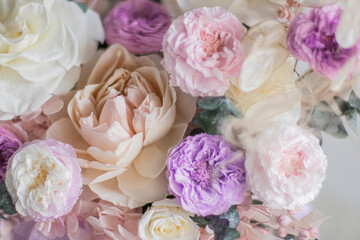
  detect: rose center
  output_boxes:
[200,31,223,56]
[191,159,213,189]
[279,150,305,178]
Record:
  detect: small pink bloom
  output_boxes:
[162,7,247,97]
[275,227,287,238]
[278,214,292,226]
[299,229,311,240]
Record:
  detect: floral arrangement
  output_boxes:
[0,0,359,239]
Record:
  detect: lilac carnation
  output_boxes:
[0,127,22,182]
[166,133,247,216]
[287,5,359,79]
[104,0,171,54]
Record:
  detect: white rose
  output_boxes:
[0,0,104,120]
[138,199,200,240]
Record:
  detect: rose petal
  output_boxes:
[116,165,168,204]
[134,123,188,179]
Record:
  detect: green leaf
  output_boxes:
[282,234,300,240]
[334,96,350,114]
[349,91,360,112]
[69,0,88,13]
[0,182,17,218]
[345,109,358,133]
[192,110,222,135]
[193,97,243,135]
[309,101,348,138]
[251,200,263,205]
[191,206,241,240]
[217,228,241,240]
[219,206,239,228]
[197,97,226,110]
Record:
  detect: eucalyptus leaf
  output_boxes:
[197,97,225,110]
[220,206,239,228]
[191,206,241,240]
[282,234,300,240]
[0,182,17,218]
[192,110,221,135]
[349,91,360,112]
[334,96,350,114]
[193,97,243,135]
[345,109,358,133]
[252,200,263,205]
[309,101,348,138]
[217,228,241,240]
[69,0,88,13]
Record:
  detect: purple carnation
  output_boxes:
[287,5,359,79]
[0,127,22,182]
[166,133,247,216]
[104,0,171,55]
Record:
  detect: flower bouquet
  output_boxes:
[0,0,359,239]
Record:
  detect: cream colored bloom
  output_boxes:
[0,0,104,120]
[237,21,289,92]
[226,59,299,116]
[138,199,200,240]
[46,44,196,208]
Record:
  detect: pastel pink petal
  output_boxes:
[87,132,143,166]
[173,88,197,124]
[79,121,131,151]
[116,165,168,203]
[141,101,176,146]
[134,123,188,179]
[99,95,134,135]
[99,215,121,229]
[45,118,89,150]
[86,217,105,232]
[87,45,139,85]
[0,220,12,236]
[42,96,64,115]
[86,168,128,184]
[89,178,145,208]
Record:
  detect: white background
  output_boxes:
[313,132,360,239]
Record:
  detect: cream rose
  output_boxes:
[138,199,200,240]
[47,44,196,208]
[0,0,104,120]
[5,139,82,222]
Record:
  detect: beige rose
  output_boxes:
[138,199,200,240]
[46,44,196,208]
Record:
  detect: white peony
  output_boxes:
[0,0,104,120]
[138,199,200,240]
[5,139,82,222]
[244,122,327,209]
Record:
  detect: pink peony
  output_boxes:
[5,139,82,222]
[245,122,327,209]
[162,7,247,97]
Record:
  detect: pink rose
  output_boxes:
[244,122,327,209]
[162,7,247,97]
